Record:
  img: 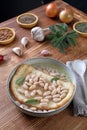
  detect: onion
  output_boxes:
[59,8,74,23]
[46,3,58,18]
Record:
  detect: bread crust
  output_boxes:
[10,64,75,110]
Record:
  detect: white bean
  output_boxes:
[40,102,48,108]
[61,89,68,93]
[43,91,51,96]
[48,86,53,91]
[39,80,44,84]
[51,84,56,90]
[39,82,44,87]
[17,88,24,94]
[57,87,61,93]
[52,80,57,86]
[37,90,43,96]
[44,83,49,90]
[25,75,30,81]
[45,95,52,100]
[39,77,45,82]
[34,82,39,85]
[53,98,61,102]
[52,94,60,98]
[24,90,30,98]
[29,79,33,84]
[29,85,36,90]
[60,93,66,99]
[41,98,49,103]
[35,96,42,100]
[22,83,28,89]
[25,82,31,86]
[57,80,60,85]
[33,77,39,82]
[51,89,57,95]
[30,90,36,97]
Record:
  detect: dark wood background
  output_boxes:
[0,0,53,22]
[0,0,87,22]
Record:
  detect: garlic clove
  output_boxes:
[40,50,52,56]
[12,47,23,56]
[21,37,29,47]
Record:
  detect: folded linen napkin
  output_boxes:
[66,59,87,116]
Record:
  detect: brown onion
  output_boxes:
[59,8,74,23]
[46,3,58,18]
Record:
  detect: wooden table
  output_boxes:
[0,0,87,130]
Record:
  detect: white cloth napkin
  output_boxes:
[66,59,87,116]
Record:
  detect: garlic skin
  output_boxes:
[40,50,52,56]
[12,47,23,56]
[31,27,45,42]
[21,37,29,47]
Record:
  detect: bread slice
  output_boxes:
[10,64,75,110]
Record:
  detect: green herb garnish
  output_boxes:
[46,23,79,53]
[16,77,25,85]
[25,99,39,105]
[51,77,60,82]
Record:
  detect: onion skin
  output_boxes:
[46,3,58,18]
[59,8,74,23]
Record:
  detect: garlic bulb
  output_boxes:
[31,27,45,42]
[40,50,52,56]
[12,47,23,56]
[21,37,29,47]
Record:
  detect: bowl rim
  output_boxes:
[16,12,38,26]
[0,27,15,44]
[73,21,87,35]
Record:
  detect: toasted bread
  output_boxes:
[10,64,74,110]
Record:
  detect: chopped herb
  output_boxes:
[25,99,39,105]
[51,77,60,82]
[19,14,36,24]
[75,22,87,33]
[16,77,25,85]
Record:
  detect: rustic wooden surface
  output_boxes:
[0,0,87,130]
